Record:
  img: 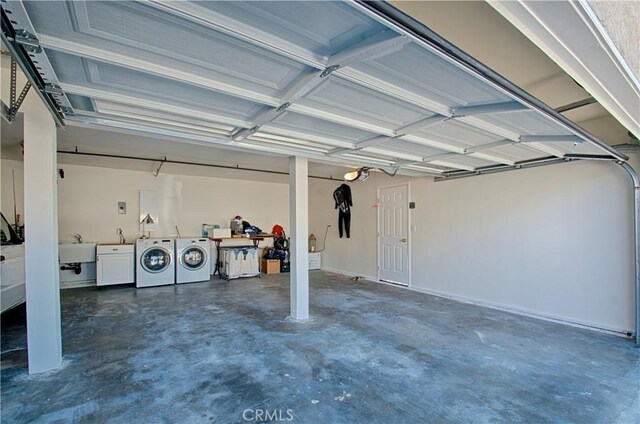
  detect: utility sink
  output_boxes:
[58,243,97,263]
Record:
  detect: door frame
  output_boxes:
[376,181,411,287]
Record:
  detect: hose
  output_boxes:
[316,224,331,253]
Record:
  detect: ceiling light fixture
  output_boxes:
[343,166,399,182]
[344,167,371,182]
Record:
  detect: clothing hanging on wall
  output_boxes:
[333,183,353,238]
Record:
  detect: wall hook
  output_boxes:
[154,156,167,177]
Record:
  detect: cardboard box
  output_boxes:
[211,228,231,238]
[262,259,280,274]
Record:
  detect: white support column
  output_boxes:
[23,91,62,373]
[289,156,309,320]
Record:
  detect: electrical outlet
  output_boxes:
[118,201,126,214]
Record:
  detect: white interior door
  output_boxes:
[378,184,409,285]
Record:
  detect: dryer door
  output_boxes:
[181,246,207,271]
[141,247,171,273]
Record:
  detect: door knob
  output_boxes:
[400,238,407,243]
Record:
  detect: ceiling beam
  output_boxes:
[327,135,395,156]
[464,139,514,153]
[61,83,250,128]
[432,161,475,172]
[231,70,328,141]
[363,147,423,162]
[257,125,355,149]
[231,30,409,141]
[93,100,233,132]
[38,35,280,106]
[72,108,437,173]
[92,100,356,150]
[396,114,447,135]
[326,30,409,68]
[457,115,566,158]
[394,138,519,169]
[452,101,527,116]
[67,113,233,146]
[65,114,432,176]
[469,153,514,166]
[519,135,584,144]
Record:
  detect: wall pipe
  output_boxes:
[56,149,341,181]
[618,161,640,345]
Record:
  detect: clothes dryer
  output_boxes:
[175,238,210,284]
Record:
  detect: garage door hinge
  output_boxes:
[320,65,340,78]
[44,83,63,95]
[276,102,291,113]
[14,29,42,54]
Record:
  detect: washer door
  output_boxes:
[181,246,207,271]
[141,247,171,273]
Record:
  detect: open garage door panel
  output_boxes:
[2,0,626,177]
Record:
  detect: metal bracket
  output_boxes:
[44,83,63,95]
[153,156,167,177]
[276,102,291,113]
[2,58,32,122]
[2,3,73,125]
[320,65,340,78]
[10,57,16,107]
[14,29,42,54]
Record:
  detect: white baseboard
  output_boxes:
[320,269,631,338]
[406,284,631,337]
[321,267,377,283]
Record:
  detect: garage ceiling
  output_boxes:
[1,0,627,177]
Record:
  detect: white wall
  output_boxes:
[55,163,288,243]
[310,158,638,334]
[2,158,288,246]
[309,172,411,280]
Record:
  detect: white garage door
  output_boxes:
[1,0,627,178]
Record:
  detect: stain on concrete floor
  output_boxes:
[1,272,639,423]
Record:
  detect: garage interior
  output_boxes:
[1,1,639,422]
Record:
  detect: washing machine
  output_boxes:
[175,238,210,284]
[136,238,175,288]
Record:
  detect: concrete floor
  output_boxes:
[1,271,639,423]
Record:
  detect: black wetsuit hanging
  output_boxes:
[333,183,352,238]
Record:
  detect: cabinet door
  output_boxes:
[97,254,134,286]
